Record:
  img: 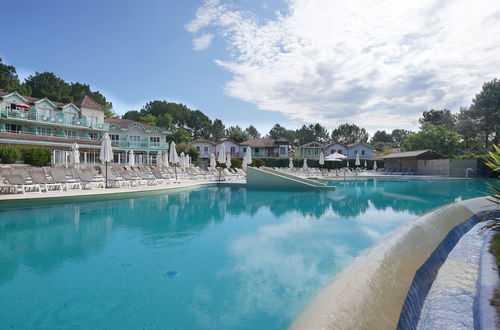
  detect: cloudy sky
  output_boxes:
[2,0,499,135]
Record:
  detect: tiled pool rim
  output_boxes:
[290,196,497,330]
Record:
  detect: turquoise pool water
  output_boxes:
[0,179,491,329]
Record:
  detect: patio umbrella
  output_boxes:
[355,153,361,166]
[187,155,191,167]
[373,160,377,170]
[364,160,368,168]
[163,152,169,167]
[169,142,180,182]
[179,152,186,168]
[226,154,232,169]
[326,152,346,160]
[303,158,308,169]
[217,145,226,180]
[128,150,135,166]
[100,132,113,188]
[319,152,325,166]
[210,153,217,168]
[70,143,80,167]
[16,104,30,109]
[157,151,163,167]
[242,147,252,169]
[289,157,293,169]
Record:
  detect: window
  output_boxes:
[354,150,358,155]
[280,147,286,154]
[338,150,342,154]
[65,130,78,138]
[243,147,246,153]
[203,146,208,153]
[150,136,160,147]
[129,136,141,145]
[110,134,120,142]
[89,132,100,140]
[230,146,235,154]
[37,127,52,136]
[255,147,260,153]
[196,146,200,151]
[361,150,365,156]
[5,123,22,133]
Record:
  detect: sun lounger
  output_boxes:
[49,167,81,190]
[2,173,41,193]
[29,169,63,192]
[99,166,130,187]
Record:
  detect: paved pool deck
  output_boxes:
[0,179,246,205]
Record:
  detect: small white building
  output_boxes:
[325,142,348,156]
[346,143,373,158]
[190,139,215,159]
[215,138,240,157]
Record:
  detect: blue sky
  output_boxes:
[2,0,499,135]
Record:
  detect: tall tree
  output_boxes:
[390,129,414,147]
[469,78,500,147]
[455,106,479,149]
[402,124,463,157]
[0,58,30,95]
[370,130,392,144]
[245,125,261,139]
[418,109,455,130]
[226,126,250,143]
[23,72,72,103]
[295,123,330,145]
[122,110,142,121]
[211,119,226,141]
[70,82,114,117]
[186,110,212,139]
[140,114,157,126]
[331,123,369,144]
[268,124,296,143]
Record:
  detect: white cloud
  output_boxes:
[193,33,214,51]
[187,0,500,131]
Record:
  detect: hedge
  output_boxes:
[0,146,21,164]
[21,147,52,166]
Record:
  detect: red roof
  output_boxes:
[74,95,103,111]
[0,90,103,111]
[0,132,101,147]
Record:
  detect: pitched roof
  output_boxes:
[190,138,215,145]
[0,90,103,110]
[216,138,239,145]
[381,149,445,159]
[74,95,103,111]
[105,118,159,131]
[239,138,279,147]
[325,141,347,148]
[297,141,325,148]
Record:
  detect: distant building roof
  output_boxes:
[381,149,445,159]
[0,90,103,111]
[240,138,281,147]
[216,138,240,145]
[105,118,162,132]
[74,95,103,111]
[190,138,215,145]
[325,141,347,148]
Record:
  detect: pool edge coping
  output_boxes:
[289,196,497,330]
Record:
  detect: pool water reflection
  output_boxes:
[0,179,490,329]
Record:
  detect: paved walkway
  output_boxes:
[0,179,245,203]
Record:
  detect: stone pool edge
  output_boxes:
[289,196,497,330]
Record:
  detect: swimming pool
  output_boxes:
[0,178,491,329]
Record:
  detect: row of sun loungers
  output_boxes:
[275,167,417,177]
[0,165,248,194]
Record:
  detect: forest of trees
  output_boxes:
[1,58,498,155]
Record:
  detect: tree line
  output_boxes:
[1,58,498,156]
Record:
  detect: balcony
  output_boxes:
[0,108,109,131]
[111,138,168,151]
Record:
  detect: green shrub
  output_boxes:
[22,147,51,166]
[0,146,21,164]
[231,157,243,168]
[251,159,265,167]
